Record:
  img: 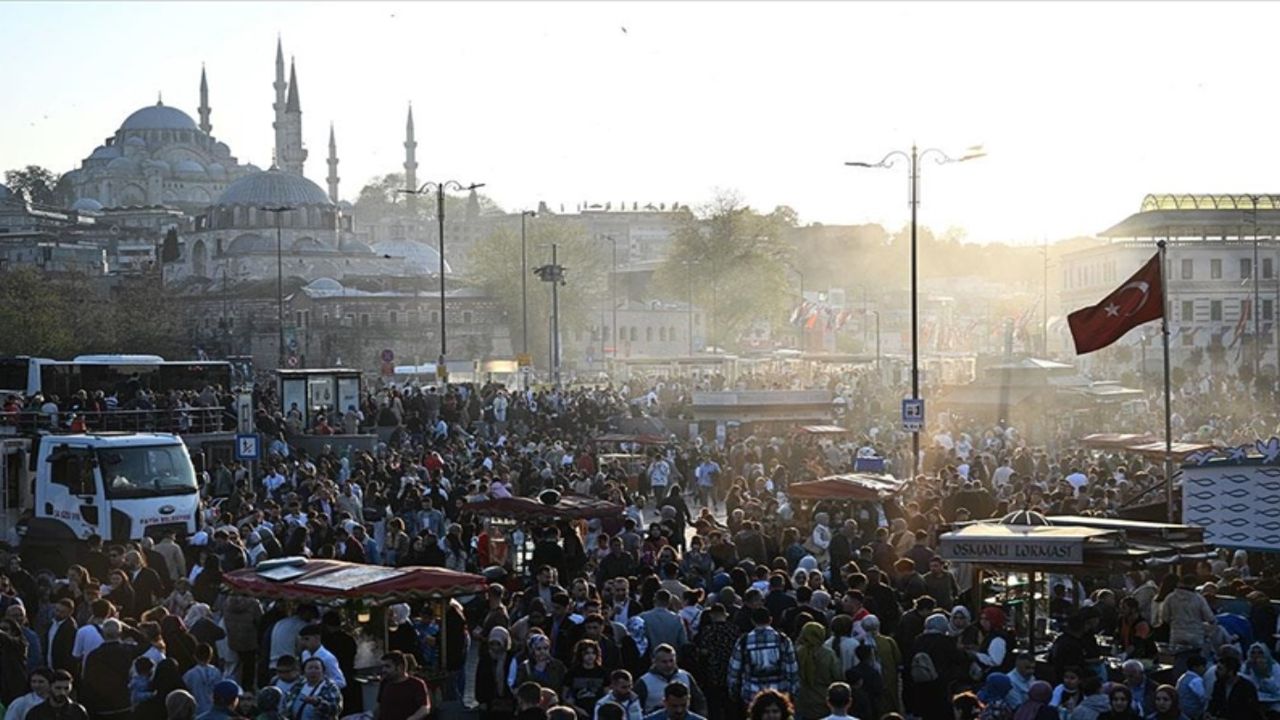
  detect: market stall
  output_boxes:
[463,494,627,574]
[223,558,488,706]
[938,514,1211,683]
[787,472,903,502]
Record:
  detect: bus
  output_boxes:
[0,355,234,400]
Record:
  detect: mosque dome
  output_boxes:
[226,232,273,254]
[173,159,206,176]
[119,102,199,132]
[89,145,122,161]
[143,159,170,174]
[206,163,226,179]
[124,136,147,148]
[306,277,344,292]
[291,237,331,253]
[107,156,138,174]
[344,239,375,254]
[371,238,452,274]
[215,169,332,207]
[71,198,104,213]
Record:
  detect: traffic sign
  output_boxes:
[381,348,395,363]
[902,398,924,432]
[236,393,254,435]
[286,355,299,368]
[235,433,261,460]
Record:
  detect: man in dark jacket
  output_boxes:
[321,611,360,713]
[1207,654,1263,719]
[81,619,144,720]
[27,670,89,720]
[894,595,936,661]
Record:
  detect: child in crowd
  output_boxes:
[182,643,222,715]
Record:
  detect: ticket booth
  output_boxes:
[277,368,363,431]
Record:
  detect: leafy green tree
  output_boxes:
[4,165,60,205]
[652,190,795,350]
[467,216,608,366]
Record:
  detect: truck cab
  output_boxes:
[17,432,201,569]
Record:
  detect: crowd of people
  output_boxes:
[1,363,1280,720]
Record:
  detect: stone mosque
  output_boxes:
[61,38,448,287]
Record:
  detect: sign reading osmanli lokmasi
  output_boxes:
[939,536,1084,565]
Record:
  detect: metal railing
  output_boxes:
[0,407,236,435]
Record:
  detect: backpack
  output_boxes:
[910,651,938,683]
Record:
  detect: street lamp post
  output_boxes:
[784,263,804,350]
[601,235,618,363]
[846,144,984,478]
[534,246,567,388]
[397,181,485,373]
[261,205,292,368]
[520,210,536,359]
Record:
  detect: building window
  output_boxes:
[659,327,667,342]
[630,327,638,342]
[462,311,473,324]
[646,327,654,342]
[360,314,370,327]
[429,311,439,324]
[618,326,626,342]
[1241,258,1253,280]
[1181,259,1193,280]
[1210,300,1222,321]
[389,311,398,325]
[1182,300,1194,321]
[1265,257,1274,280]
[1211,258,1222,279]
[1265,299,1274,322]
[670,326,677,340]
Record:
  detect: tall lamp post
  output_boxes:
[846,144,984,478]
[261,205,292,368]
[398,181,485,374]
[534,246,567,388]
[601,234,618,363]
[520,210,536,360]
[784,262,805,350]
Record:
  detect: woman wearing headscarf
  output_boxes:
[977,673,1014,719]
[861,615,902,716]
[908,613,975,720]
[622,616,650,676]
[160,615,198,673]
[164,689,197,720]
[1013,681,1056,720]
[977,606,1014,674]
[1244,642,1280,714]
[794,623,842,720]
[515,633,568,695]
[823,615,860,674]
[475,626,515,720]
[191,555,223,607]
[183,604,226,648]
[1144,684,1188,720]
[254,686,285,720]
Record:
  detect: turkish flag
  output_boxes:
[1068,252,1163,354]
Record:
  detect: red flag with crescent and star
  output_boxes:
[1068,252,1163,354]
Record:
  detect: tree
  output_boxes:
[467,216,608,367]
[652,190,795,351]
[4,165,60,205]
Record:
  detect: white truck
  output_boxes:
[1,432,202,570]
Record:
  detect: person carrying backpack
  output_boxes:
[907,613,975,720]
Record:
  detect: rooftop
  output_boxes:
[1102,193,1280,238]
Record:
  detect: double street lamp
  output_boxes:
[397,181,485,373]
[261,205,292,368]
[846,144,984,477]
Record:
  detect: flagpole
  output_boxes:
[1159,239,1174,523]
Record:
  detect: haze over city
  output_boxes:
[5,0,1280,243]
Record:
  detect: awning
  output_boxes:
[797,425,850,435]
[938,523,1118,566]
[464,494,626,521]
[222,558,488,602]
[1080,433,1158,449]
[594,433,670,446]
[787,473,903,501]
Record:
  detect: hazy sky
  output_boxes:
[3,1,1277,244]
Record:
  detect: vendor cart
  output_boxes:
[463,494,627,575]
